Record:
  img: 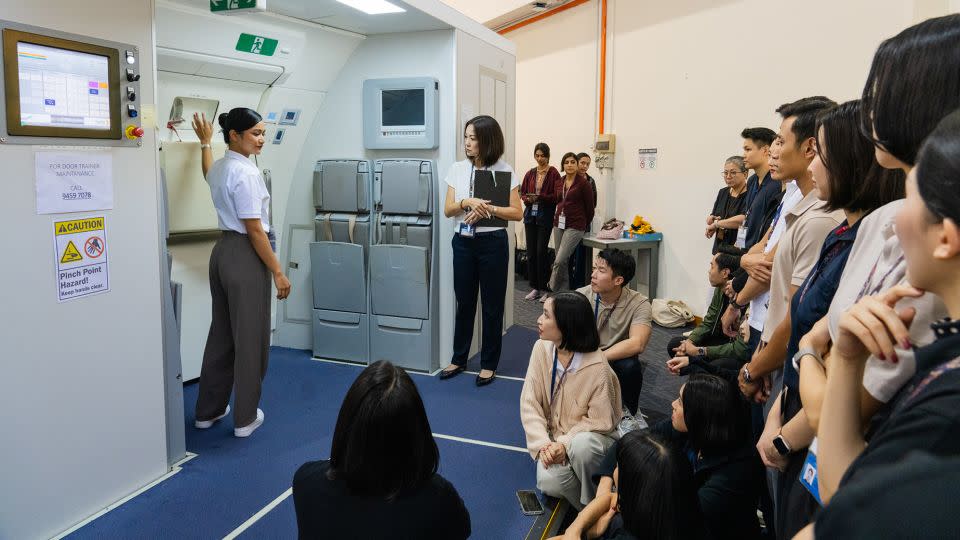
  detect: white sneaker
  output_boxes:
[234,408,264,438]
[539,294,548,303]
[194,405,230,429]
[524,289,540,300]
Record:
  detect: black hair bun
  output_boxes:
[218,113,230,130]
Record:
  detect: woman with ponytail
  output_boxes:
[190,108,290,438]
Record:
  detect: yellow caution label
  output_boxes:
[55,217,104,236]
[60,241,83,263]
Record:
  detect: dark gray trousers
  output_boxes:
[195,231,271,428]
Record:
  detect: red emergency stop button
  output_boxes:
[125,125,144,139]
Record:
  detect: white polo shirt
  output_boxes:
[207,150,271,234]
[444,158,520,233]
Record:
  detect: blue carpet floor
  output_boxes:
[66,346,535,540]
[465,325,539,379]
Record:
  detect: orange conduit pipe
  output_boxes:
[598,0,607,134]
[499,0,608,135]
[498,0,591,35]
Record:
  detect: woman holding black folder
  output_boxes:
[440,115,523,386]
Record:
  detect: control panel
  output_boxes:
[0,19,143,147]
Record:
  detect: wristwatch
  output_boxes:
[697,347,706,357]
[773,433,792,455]
[741,365,752,383]
[792,347,824,371]
[731,298,748,311]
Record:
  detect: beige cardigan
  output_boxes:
[520,339,622,460]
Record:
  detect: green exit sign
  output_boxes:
[211,0,266,14]
[236,33,278,56]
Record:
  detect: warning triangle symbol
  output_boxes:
[61,241,83,263]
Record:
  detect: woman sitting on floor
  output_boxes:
[654,374,762,540]
[521,291,622,509]
[550,430,705,540]
[292,360,470,540]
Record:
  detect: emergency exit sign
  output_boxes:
[236,33,278,56]
[211,0,266,14]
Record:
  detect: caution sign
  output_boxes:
[53,215,109,302]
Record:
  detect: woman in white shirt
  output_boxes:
[439,115,523,386]
[190,109,291,437]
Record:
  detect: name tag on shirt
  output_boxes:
[735,225,747,248]
[459,222,475,237]
[799,438,823,506]
[558,214,567,230]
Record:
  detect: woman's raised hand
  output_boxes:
[191,112,214,144]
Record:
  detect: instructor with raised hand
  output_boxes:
[191,109,291,438]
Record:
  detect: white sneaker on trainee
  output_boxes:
[194,405,230,429]
[234,408,264,438]
[524,289,540,300]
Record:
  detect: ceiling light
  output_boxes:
[336,0,406,15]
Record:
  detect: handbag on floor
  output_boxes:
[651,299,695,328]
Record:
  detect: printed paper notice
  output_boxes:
[36,152,113,214]
[53,216,110,302]
[637,148,658,170]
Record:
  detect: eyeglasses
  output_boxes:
[721,170,745,177]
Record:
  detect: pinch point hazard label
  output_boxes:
[53,215,109,302]
[55,217,104,236]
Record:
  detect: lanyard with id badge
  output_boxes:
[460,165,477,237]
[530,169,546,217]
[558,181,571,230]
[799,437,823,506]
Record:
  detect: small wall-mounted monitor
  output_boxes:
[363,77,438,150]
[0,21,141,146]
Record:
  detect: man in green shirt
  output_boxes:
[668,253,748,370]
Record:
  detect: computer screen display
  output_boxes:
[381,88,425,127]
[16,42,111,130]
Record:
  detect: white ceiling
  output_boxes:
[266,0,450,34]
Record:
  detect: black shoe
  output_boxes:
[439,365,466,380]
[475,371,496,386]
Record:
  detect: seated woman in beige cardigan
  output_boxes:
[521,291,623,509]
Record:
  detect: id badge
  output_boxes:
[459,222,475,237]
[799,438,823,506]
[531,203,539,217]
[558,214,567,230]
[735,225,747,248]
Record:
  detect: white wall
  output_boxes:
[508,0,956,314]
[274,29,458,351]
[0,2,168,538]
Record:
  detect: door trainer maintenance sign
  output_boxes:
[53,216,109,302]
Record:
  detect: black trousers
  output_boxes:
[451,230,509,371]
[610,356,643,416]
[776,388,820,539]
[524,223,551,291]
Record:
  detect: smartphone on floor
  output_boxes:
[516,489,545,515]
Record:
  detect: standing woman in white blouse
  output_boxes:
[439,115,523,386]
[190,108,291,437]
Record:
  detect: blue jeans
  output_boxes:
[451,230,508,371]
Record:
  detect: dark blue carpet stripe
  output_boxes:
[465,325,539,379]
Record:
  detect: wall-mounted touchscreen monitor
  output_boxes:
[3,28,122,140]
